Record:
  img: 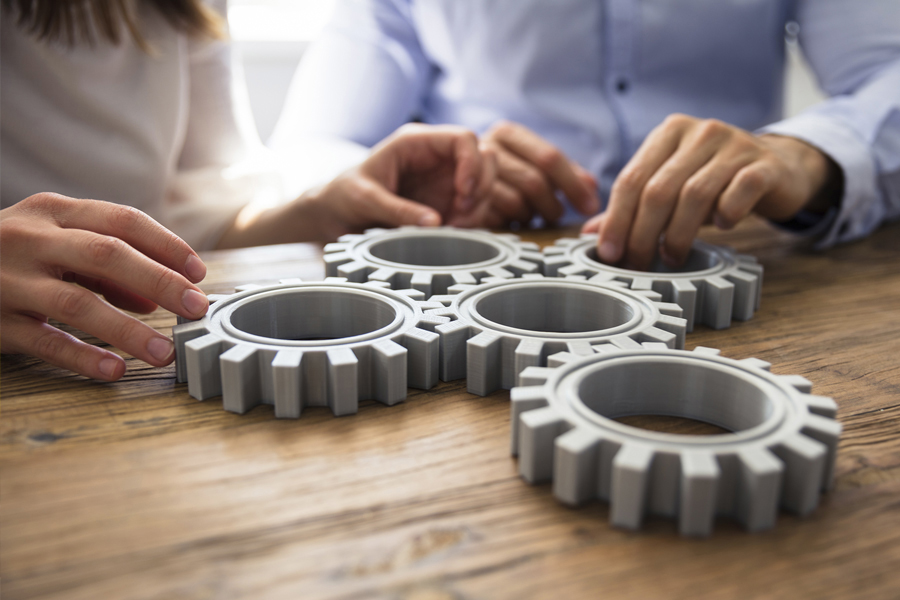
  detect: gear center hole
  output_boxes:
[229,291,397,341]
[585,246,721,273]
[369,236,500,267]
[577,358,774,434]
[475,286,634,333]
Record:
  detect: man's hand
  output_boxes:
[1,194,209,380]
[583,114,841,270]
[478,121,599,227]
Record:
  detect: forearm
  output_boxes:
[215,190,333,249]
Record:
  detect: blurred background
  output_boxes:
[228,0,828,144]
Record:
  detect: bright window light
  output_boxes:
[228,0,338,42]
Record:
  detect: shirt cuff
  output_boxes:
[759,111,878,249]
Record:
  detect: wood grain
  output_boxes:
[2,217,899,600]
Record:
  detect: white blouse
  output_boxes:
[0,1,274,250]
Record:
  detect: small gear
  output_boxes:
[425,275,688,396]
[323,226,543,297]
[172,278,449,418]
[511,346,841,536]
[543,235,763,331]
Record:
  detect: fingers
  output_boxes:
[32,194,207,284]
[598,116,688,264]
[582,212,606,234]
[41,228,208,321]
[2,315,128,381]
[716,162,773,228]
[494,149,564,222]
[661,154,754,264]
[15,278,178,368]
[489,121,599,215]
[356,177,443,228]
[65,273,159,314]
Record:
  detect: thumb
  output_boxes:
[362,180,442,228]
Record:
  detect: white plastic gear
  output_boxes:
[543,235,764,331]
[323,226,544,297]
[424,274,688,396]
[172,278,449,418]
[511,345,841,536]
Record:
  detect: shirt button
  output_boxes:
[616,78,629,93]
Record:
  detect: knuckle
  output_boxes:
[662,113,693,130]
[149,265,182,298]
[681,178,714,204]
[54,285,93,322]
[107,204,144,233]
[641,180,672,209]
[21,192,72,216]
[533,147,563,171]
[520,171,549,198]
[736,165,767,192]
[487,119,515,138]
[696,119,729,142]
[84,234,125,265]
[612,168,644,196]
[31,327,71,362]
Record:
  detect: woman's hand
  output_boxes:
[1,193,209,380]
[583,114,841,270]
[218,124,500,247]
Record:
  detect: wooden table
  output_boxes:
[2,217,899,600]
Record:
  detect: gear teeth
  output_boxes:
[273,350,303,418]
[679,451,720,537]
[235,283,263,292]
[221,343,261,414]
[778,374,813,393]
[172,321,210,382]
[510,346,842,535]
[739,357,772,371]
[736,447,783,532]
[322,226,543,295]
[518,406,567,483]
[610,444,655,530]
[176,281,442,418]
[362,280,392,289]
[692,346,721,356]
[435,278,687,395]
[207,294,230,304]
[544,236,763,331]
[510,386,550,455]
[185,333,225,400]
[278,278,304,285]
[553,427,603,505]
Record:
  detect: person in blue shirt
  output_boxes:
[272,0,900,270]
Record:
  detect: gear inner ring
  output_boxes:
[460,281,647,339]
[358,230,512,271]
[577,241,730,278]
[558,353,789,446]
[215,286,410,348]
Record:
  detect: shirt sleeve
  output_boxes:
[269,0,432,149]
[759,0,900,248]
[162,0,282,251]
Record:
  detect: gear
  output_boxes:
[511,346,841,536]
[425,275,688,396]
[323,226,543,297]
[543,235,763,331]
[172,278,449,418]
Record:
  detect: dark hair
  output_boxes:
[2,0,224,50]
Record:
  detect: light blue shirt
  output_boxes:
[272,0,900,246]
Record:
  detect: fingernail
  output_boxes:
[185,254,207,283]
[147,337,175,364]
[714,214,731,230]
[418,213,440,227]
[99,357,121,379]
[598,241,619,264]
[182,289,208,317]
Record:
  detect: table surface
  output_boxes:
[2,217,899,600]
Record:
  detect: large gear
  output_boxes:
[424,275,688,396]
[511,346,841,536]
[543,235,763,331]
[172,278,449,418]
[323,226,543,297]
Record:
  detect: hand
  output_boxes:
[218,123,497,247]
[1,193,210,381]
[477,120,599,227]
[583,114,841,270]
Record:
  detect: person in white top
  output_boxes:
[0,0,498,381]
